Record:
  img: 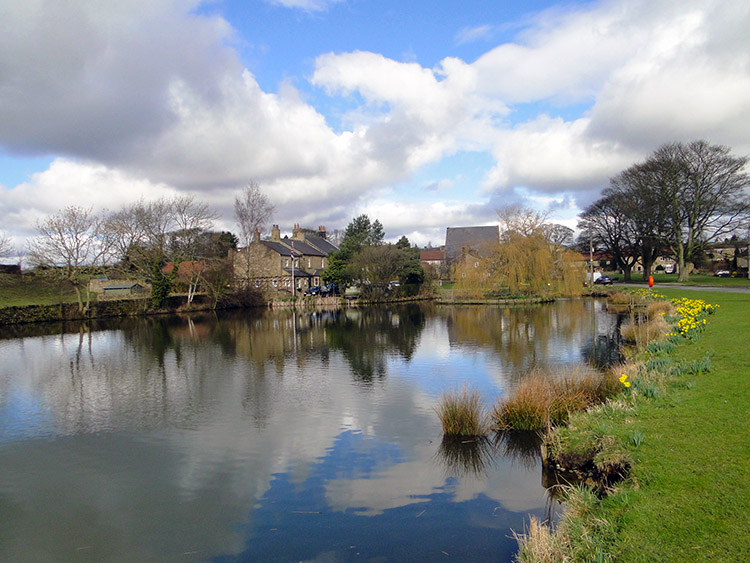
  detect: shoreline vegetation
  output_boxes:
[436,287,749,562]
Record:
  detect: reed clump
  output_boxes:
[645,299,673,318]
[620,314,669,346]
[491,369,621,431]
[435,386,488,437]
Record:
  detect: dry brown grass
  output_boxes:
[491,368,621,431]
[435,386,488,437]
[513,516,566,562]
[620,314,669,346]
[645,299,673,318]
[607,290,635,305]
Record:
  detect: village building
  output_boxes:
[444,226,500,280]
[231,224,338,294]
[444,226,500,265]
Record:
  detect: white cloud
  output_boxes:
[266,0,345,12]
[455,24,494,45]
[1,0,749,246]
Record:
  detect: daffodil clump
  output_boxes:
[631,288,666,301]
[619,373,631,388]
[669,297,717,339]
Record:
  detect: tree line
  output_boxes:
[15,182,426,311]
[578,140,750,281]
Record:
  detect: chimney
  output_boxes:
[318,225,327,240]
[271,224,280,242]
[253,228,260,243]
[293,223,304,241]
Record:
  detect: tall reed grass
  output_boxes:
[620,314,669,346]
[491,369,621,431]
[434,386,488,437]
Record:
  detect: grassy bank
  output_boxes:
[519,288,750,561]
[610,288,750,561]
[612,273,750,287]
[0,272,80,306]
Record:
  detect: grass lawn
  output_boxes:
[593,288,750,561]
[611,273,750,287]
[0,273,80,307]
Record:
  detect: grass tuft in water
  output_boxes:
[434,386,488,437]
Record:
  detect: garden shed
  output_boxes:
[102,282,145,296]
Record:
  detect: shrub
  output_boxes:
[434,386,488,437]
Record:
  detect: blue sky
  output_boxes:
[1,0,748,253]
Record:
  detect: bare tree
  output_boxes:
[543,224,574,247]
[103,196,217,305]
[0,232,14,258]
[497,204,549,238]
[28,206,116,312]
[234,181,274,247]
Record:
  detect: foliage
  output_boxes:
[455,206,583,297]
[323,215,424,294]
[580,140,750,283]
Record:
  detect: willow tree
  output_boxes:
[456,206,582,297]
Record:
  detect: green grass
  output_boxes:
[610,288,750,561]
[524,289,750,562]
[616,272,750,287]
[0,273,80,306]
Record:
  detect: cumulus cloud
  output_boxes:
[1,0,749,245]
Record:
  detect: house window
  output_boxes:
[474,261,479,268]
[307,258,311,268]
[254,279,261,288]
[284,278,291,287]
[285,258,289,267]
[272,279,278,287]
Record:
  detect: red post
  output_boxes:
[648,275,654,288]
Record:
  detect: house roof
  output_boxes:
[445,226,499,263]
[303,235,338,255]
[162,261,205,276]
[286,238,326,257]
[420,249,445,261]
[103,282,143,290]
[261,240,294,256]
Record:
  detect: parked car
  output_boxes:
[714,270,731,277]
[320,283,338,296]
[594,276,614,285]
[304,285,322,296]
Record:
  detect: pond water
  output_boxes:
[0,299,621,562]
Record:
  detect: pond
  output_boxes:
[0,299,622,562]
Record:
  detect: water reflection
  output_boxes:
[0,300,620,561]
[435,436,496,478]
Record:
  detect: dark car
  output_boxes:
[304,285,322,296]
[594,276,614,285]
[320,283,338,296]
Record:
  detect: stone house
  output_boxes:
[231,224,338,294]
[444,226,499,265]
